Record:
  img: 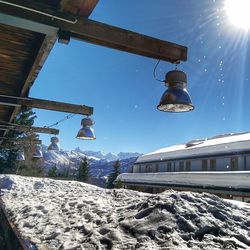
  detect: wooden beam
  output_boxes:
[0,1,187,63]
[0,121,59,135]
[0,120,59,134]
[69,19,187,62]
[15,126,59,135]
[0,137,41,144]
[0,125,14,129]
[22,97,93,115]
[0,95,93,116]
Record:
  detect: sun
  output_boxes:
[224,0,250,30]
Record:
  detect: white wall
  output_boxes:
[134,154,250,173]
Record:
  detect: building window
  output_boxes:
[146,164,155,173]
[138,165,141,173]
[155,164,159,172]
[230,157,238,171]
[179,161,184,171]
[210,159,216,171]
[167,162,172,172]
[185,161,191,171]
[202,160,208,171]
[133,165,137,173]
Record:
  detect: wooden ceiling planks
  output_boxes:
[0,23,45,96]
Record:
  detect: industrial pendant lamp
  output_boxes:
[16,150,25,161]
[157,70,194,112]
[48,136,60,151]
[33,145,43,158]
[76,117,96,140]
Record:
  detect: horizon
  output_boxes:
[31,0,250,154]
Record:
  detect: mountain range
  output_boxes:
[42,146,142,180]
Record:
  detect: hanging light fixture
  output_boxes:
[157,70,194,112]
[48,136,60,151]
[76,117,96,140]
[33,145,43,158]
[16,150,25,161]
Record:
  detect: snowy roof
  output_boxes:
[136,132,250,163]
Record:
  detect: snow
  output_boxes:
[0,175,250,250]
[137,132,250,163]
[117,171,250,189]
[224,199,250,209]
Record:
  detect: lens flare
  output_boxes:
[224,0,250,30]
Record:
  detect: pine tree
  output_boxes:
[61,164,70,179]
[107,160,121,189]
[48,165,58,178]
[115,178,124,189]
[0,108,38,174]
[77,157,89,183]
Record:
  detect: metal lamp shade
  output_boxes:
[48,137,60,151]
[16,151,25,161]
[76,126,96,140]
[48,143,60,151]
[157,70,194,113]
[157,87,194,112]
[81,118,94,126]
[33,146,43,158]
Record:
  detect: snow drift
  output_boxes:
[0,175,249,250]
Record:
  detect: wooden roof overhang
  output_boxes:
[0,0,98,137]
[0,0,187,138]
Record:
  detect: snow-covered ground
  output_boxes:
[0,175,249,250]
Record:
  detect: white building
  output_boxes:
[117,132,250,202]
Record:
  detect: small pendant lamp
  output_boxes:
[76,118,96,140]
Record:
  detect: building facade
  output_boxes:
[117,132,250,202]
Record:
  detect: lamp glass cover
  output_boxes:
[33,146,43,158]
[48,142,60,151]
[157,87,194,112]
[48,137,60,151]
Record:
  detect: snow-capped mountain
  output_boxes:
[42,146,142,179]
[73,147,141,162]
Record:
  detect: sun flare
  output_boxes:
[224,0,250,30]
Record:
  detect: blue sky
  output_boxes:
[31,0,250,154]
